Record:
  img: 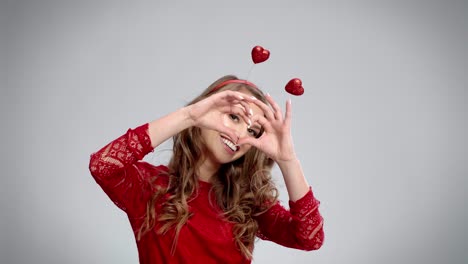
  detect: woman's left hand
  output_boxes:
[237,94,297,164]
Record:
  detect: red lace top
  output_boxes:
[89,123,324,264]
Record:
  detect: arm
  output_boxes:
[237,95,325,249]
[89,123,160,216]
[147,107,194,148]
[237,96,314,202]
[277,157,310,202]
[256,189,324,250]
[89,91,256,214]
[148,90,257,148]
[89,107,196,215]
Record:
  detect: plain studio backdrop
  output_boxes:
[2,0,467,263]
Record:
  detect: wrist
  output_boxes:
[276,156,300,169]
[181,106,197,127]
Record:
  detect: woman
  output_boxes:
[89,75,324,263]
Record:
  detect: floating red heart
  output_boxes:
[251,46,270,64]
[285,78,304,96]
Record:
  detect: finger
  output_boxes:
[218,104,246,118]
[250,114,272,132]
[210,91,245,109]
[250,96,275,121]
[218,91,255,121]
[220,90,246,101]
[236,100,253,118]
[265,93,283,121]
[232,103,247,114]
[230,105,252,128]
[218,105,251,128]
[223,90,259,104]
[236,136,258,149]
[285,98,292,126]
[217,91,258,112]
[237,93,260,104]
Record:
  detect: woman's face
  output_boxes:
[200,87,264,165]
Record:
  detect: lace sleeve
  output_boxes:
[256,188,324,251]
[88,123,157,217]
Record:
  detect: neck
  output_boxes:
[197,157,220,183]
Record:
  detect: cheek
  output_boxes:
[239,144,252,154]
[222,114,233,128]
[200,128,216,143]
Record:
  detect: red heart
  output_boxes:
[251,46,270,64]
[285,78,304,96]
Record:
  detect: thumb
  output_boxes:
[236,136,258,149]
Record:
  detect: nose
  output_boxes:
[233,121,251,143]
[223,113,250,143]
[231,127,240,144]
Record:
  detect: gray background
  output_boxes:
[2,0,467,263]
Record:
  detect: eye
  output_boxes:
[229,114,240,122]
[247,128,259,138]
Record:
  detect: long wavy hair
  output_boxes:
[138,75,278,259]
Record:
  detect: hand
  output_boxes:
[237,94,297,164]
[187,90,256,141]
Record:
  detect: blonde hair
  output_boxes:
[138,75,278,259]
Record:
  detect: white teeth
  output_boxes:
[222,137,237,152]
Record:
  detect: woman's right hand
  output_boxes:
[186,90,256,141]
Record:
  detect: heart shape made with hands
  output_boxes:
[285,78,304,96]
[251,46,270,64]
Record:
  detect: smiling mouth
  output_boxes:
[221,136,239,152]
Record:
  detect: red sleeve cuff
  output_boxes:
[288,188,320,216]
[127,123,154,160]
